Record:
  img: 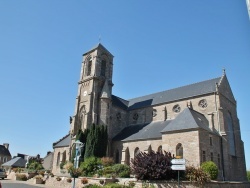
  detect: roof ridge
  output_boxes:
[128,76,221,101]
[53,133,70,146]
[218,68,226,86]
[112,94,129,102]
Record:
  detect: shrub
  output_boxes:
[131,150,174,180]
[201,161,218,180]
[104,183,132,188]
[39,171,45,176]
[84,184,102,188]
[56,177,61,181]
[34,175,43,179]
[28,161,44,171]
[60,161,67,169]
[112,164,130,178]
[81,177,89,184]
[101,157,114,167]
[128,181,135,187]
[247,171,250,181]
[185,166,210,185]
[80,157,102,176]
[102,166,115,177]
[16,173,28,181]
[67,178,72,183]
[99,179,105,185]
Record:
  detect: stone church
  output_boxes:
[52,43,247,181]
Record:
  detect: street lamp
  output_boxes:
[72,140,84,188]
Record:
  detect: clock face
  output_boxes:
[83,91,87,96]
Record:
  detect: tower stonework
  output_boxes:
[70,44,114,136]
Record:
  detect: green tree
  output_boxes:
[247,171,250,181]
[84,124,108,159]
[71,129,89,162]
[201,161,218,180]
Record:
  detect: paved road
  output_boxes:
[1,179,47,188]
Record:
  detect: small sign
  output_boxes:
[171,164,186,171]
[171,159,186,165]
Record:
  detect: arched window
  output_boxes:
[79,105,86,128]
[148,145,152,154]
[62,151,66,163]
[125,147,130,165]
[134,147,140,158]
[115,149,119,163]
[157,145,162,153]
[176,143,183,159]
[87,61,92,76]
[227,112,236,156]
[56,152,61,166]
[101,60,106,77]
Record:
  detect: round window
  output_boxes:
[172,104,181,113]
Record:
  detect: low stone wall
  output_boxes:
[45,177,250,188]
[133,180,250,188]
[45,176,119,188]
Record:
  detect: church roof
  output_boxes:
[53,134,71,148]
[161,108,213,133]
[113,120,171,142]
[2,157,26,168]
[112,95,129,110]
[113,108,217,142]
[0,145,11,156]
[127,77,221,110]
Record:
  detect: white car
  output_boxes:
[0,169,7,179]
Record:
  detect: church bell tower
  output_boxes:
[70,43,114,136]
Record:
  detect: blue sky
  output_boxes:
[0,1,249,170]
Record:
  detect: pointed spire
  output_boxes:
[100,80,111,99]
[223,68,226,76]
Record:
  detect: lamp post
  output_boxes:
[72,140,84,188]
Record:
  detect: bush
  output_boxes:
[102,166,114,177]
[84,184,102,188]
[28,161,44,171]
[60,161,67,169]
[131,150,174,180]
[104,183,132,188]
[247,171,250,181]
[185,166,210,185]
[112,164,130,178]
[101,157,114,167]
[67,178,72,183]
[80,157,102,176]
[56,176,61,181]
[201,161,218,180]
[16,173,28,181]
[81,178,89,184]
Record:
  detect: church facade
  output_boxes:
[52,44,247,181]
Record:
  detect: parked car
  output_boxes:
[0,169,7,179]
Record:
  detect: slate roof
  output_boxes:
[113,120,171,142]
[53,134,71,148]
[112,95,129,110]
[0,145,11,156]
[161,108,213,133]
[127,77,221,110]
[113,108,218,142]
[2,157,26,167]
[83,43,114,57]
